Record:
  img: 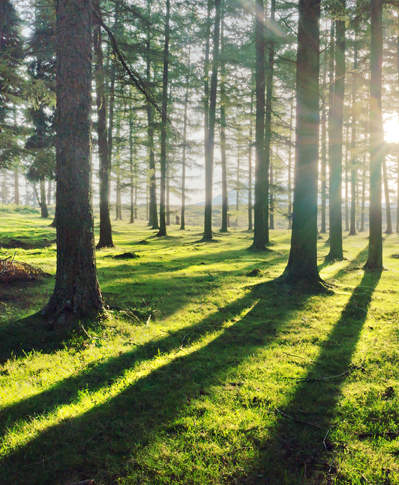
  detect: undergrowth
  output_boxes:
[0,212,398,484]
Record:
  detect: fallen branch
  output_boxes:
[275,408,325,430]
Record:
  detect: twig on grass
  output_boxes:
[274,408,325,430]
[323,428,330,452]
[282,370,351,381]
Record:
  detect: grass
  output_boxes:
[0,210,399,484]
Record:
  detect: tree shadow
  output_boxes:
[239,269,381,484]
[0,280,319,485]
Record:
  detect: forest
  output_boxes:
[1,0,399,483]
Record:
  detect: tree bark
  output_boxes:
[220,12,228,233]
[282,0,321,285]
[349,41,357,236]
[40,179,48,218]
[288,91,294,230]
[327,8,345,262]
[94,0,113,248]
[202,0,221,242]
[43,0,102,324]
[365,0,383,270]
[248,92,253,231]
[383,158,392,233]
[129,109,134,224]
[320,50,327,234]
[251,0,266,250]
[157,0,170,237]
[180,48,190,231]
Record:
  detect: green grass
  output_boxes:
[1,210,399,484]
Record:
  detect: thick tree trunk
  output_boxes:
[94,0,113,248]
[349,41,357,236]
[251,0,266,250]
[43,0,102,324]
[157,0,170,237]
[327,9,345,262]
[282,0,321,285]
[202,0,221,242]
[365,0,383,270]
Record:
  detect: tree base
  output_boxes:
[324,253,345,263]
[96,242,115,250]
[363,260,383,271]
[275,271,332,294]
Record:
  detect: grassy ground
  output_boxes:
[1,211,399,484]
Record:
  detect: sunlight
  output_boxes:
[384,115,399,144]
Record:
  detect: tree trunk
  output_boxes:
[157,0,170,237]
[251,0,266,250]
[269,160,274,229]
[14,165,19,205]
[180,48,190,231]
[40,179,48,218]
[349,41,357,236]
[47,179,52,206]
[115,119,122,221]
[263,0,275,243]
[383,158,392,234]
[327,8,345,262]
[236,152,240,211]
[288,92,294,230]
[202,0,221,242]
[129,109,134,224]
[360,160,366,232]
[320,53,327,234]
[248,92,253,231]
[147,0,158,229]
[282,0,321,285]
[220,12,228,233]
[365,0,383,270]
[43,0,102,324]
[344,124,349,232]
[94,0,113,248]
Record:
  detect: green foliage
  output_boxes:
[0,214,399,484]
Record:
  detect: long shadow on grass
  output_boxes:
[240,268,381,484]
[0,250,284,362]
[0,280,321,484]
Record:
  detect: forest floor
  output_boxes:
[0,211,399,485]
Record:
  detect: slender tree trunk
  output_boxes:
[157,0,170,237]
[248,92,253,231]
[344,125,349,232]
[220,13,228,233]
[14,165,19,205]
[365,0,383,270]
[320,50,327,234]
[251,0,267,250]
[288,92,294,230]
[327,22,335,237]
[180,48,190,231]
[203,0,221,241]
[360,160,366,232]
[43,0,102,324]
[269,160,274,229]
[327,8,345,261]
[47,180,51,206]
[397,23,399,233]
[263,0,275,243]
[147,0,158,229]
[129,109,134,224]
[115,118,122,220]
[166,163,170,226]
[40,179,49,218]
[282,0,321,284]
[94,0,113,248]
[383,158,392,233]
[349,41,357,236]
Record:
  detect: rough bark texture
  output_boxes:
[365,0,383,270]
[157,0,170,237]
[327,10,345,261]
[282,0,321,284]
[94,0,113,249]
[251,0,266,250]
[203,0,221,242]
[248,93,253,231]
[43,0,102,324]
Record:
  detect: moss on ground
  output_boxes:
[0,211,399,484]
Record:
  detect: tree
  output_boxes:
[94,0,114,249]
[281,0,321,285]
[327,3,345,262]
[251,0,266,250]
[43,0,102,324]
[364,0,383,270]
